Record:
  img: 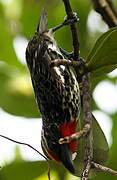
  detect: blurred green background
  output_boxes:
[0,0,117,179]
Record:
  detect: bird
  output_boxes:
[26,9,80,174]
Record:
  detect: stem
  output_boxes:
[62,0,80,60]
[0,134,47,160]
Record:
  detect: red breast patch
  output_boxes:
[59,120,78,153]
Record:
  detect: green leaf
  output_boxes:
[94,113,117,180]
[108,113,117,170]
[92,115,109,163]
[0,161,48,180]
[90,64,117,79]
[86,28,117,76]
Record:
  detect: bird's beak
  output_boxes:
[37,8,48,34]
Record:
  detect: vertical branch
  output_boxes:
[81,74,93,180]
[62,0,80,59]
[62,1,93,179]
[92,0,117,27]
[61,0,117,179]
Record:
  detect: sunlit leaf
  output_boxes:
[0,161,48,180]
[0,63,39,117]
[35,170,59,180]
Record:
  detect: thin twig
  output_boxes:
[92,0,117,27]
[62,0,80,60]
[0,134,51,180]
[0,134,47,160]
[91,162,117,176]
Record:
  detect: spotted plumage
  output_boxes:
[26,10,80,174]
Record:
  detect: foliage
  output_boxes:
[86,28,117,77]
[0,0,117,179]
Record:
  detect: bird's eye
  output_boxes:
[44,38,50,42]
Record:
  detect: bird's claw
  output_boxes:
[63,12,79,26]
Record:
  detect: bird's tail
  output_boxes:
[60,144,75,174]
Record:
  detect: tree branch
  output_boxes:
[62,0,80,60]
[91,162,117,176]
[92,0,117,27]
[62,1,117,179]
[81,74,93,180]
